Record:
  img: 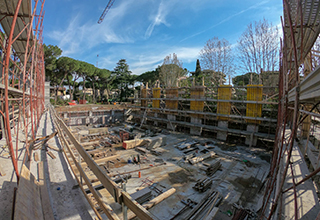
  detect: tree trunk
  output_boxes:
[82,76,86,101]
[92,80,96,103]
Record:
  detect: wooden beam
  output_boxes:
[14,165,44,220]
[62,134,120,220]
[121,191,155,220]
[123,188,176,220]
[56,116,121,201]
[37,162,55,220]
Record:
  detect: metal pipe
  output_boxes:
[3,0,23,181]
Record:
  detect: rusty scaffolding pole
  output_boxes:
[261,0,320,219]
[0,0,46,181]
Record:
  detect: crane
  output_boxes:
[97,0,116,24]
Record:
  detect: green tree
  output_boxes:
[136,67,160,86]
[113,59,132,101]
[56,57,79,103]
[201,70,226,87]
[77,61,95,101]
[194,59,202,82]
[195,59,201,77]
[97,68,113,102]
[43,44,62,79]
[43,44,62,102]
[232,72,259,86]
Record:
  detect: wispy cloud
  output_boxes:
[180,0,270,42]
[100,45,202,75]
[145,1,170,39]
[47,1,135,55]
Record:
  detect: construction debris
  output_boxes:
[177,140,198,150]
[193,178,213,192]
[188,151,216,165]
[0,165,6,176]
[47,151,56,159]
[130,187,152,204]
[186,191,221,220]
[170,199,198,220]
[205,160,222,176]
[28,131,58,144]
[34,152,39,162]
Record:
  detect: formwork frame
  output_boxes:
[261,0,320,219]
[130,85,278,144]
[0,0,46,181]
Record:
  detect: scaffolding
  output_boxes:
[0,0,46,180]
[261,0,320,219]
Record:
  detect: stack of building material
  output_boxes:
[188,151,216,165]
[193,178,212,192]
[186,191,221,220]
[130,187,153,204]
[177,140,198,150]
[205,160,221,176]
[183,145,200,154]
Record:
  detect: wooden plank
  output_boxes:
[28,131,57,144]
[0,164,6,176]
[302,140,320,172]
[14,165,44,220]
[37,162,55,220]
[282,138,320,219]
[88,127,108,134]
[121,191,155,220]
[61,141,103,220]
[57,116,121,201]
[51,109,120,220]
[47,144,61,152]
[51,106,155,219]
[121,188,176,220]
[47,151,56,159]
[203,207,219,220]
[34,152,39,162]
[63,135,120,220]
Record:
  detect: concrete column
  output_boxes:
[216,85,232,141]
[190,117,202,136]
[190,86,204,136]
[44,81,50,105]
[245,85,262,147]
[153,84,161,127]
[111,110,115,123]
[154,112,158,126]
[166,88,178,130]
[217,121,228,141]
[245,124,258,147]
[167,115,176,130]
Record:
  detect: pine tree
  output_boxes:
[195,59,201,79]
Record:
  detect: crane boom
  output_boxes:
[98,0,116,24]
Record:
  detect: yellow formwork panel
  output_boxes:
[246,84,263,124]
[152,87,161,108]
[190,87,205,112]
[141,89,147,107]
[217,85,232,120]
[166,88,179,109]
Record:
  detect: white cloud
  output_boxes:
[47,0,135,55]
[145,1,170,38]
[100,45,202,75]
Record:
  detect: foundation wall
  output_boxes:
[59,110,125,126]
[133,85,278,147]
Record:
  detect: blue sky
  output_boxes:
[43,0,283,76]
